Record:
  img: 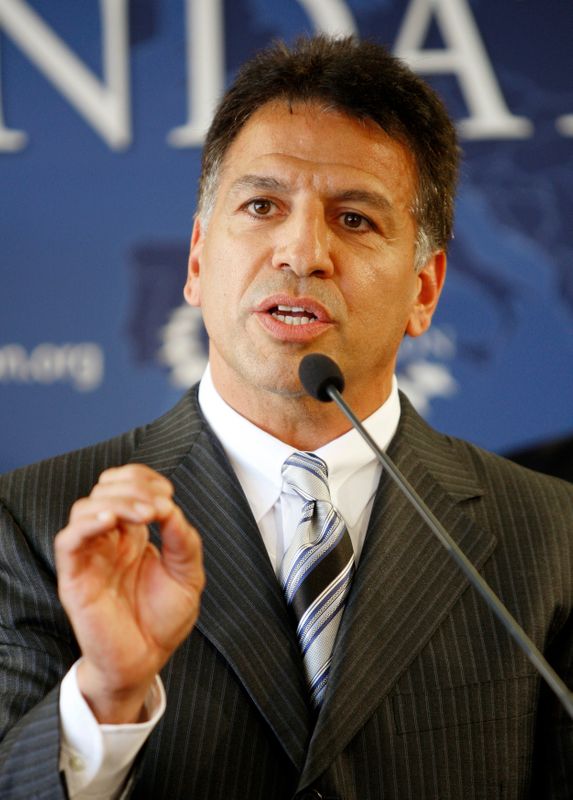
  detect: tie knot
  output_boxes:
[282,451,331,503]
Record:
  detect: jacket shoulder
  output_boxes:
[0,388,203,539]
[396,392,573,520]
[451,434,573,506]
[0,426,143,537]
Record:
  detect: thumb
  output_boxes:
[159,505,205,591]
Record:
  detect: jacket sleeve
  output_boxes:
[531,605,573,798]
[0,429,144,799]
[0,498,76,798]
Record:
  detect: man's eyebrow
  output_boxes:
[229,177,394,216]
[333,189,393,215]
[230,174,288,194]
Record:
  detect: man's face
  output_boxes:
[185,100,444,415]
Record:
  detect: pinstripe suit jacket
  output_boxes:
[0,389,571,799]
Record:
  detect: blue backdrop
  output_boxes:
[1,0,572,473]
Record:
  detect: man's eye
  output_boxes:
[247,199,273,215]
[341,212,371,230]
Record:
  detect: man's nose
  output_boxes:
[271,206,334,277]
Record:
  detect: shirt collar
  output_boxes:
[198,366,292,524]
[198,365,401,526]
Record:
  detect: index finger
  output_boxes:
[98,464,173,493]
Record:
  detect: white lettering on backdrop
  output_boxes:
[556,115,573,137]
[2,0,571,150]
[0,0,130,151]
[394,0,532,138]
[0,343,104,392]
[168,0,358,146]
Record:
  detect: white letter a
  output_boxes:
[395,0,532,139]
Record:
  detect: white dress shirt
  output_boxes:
[198,365,400,572]
[59,366,401,798]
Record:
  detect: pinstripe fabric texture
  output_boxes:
[0,388,571,799]
[280,452,355,707]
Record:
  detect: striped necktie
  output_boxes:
[280,451,355,707]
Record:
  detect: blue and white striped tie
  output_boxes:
[280,451,355,707]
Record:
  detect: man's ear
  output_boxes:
[183,216,204,307]
[405,250,447,338]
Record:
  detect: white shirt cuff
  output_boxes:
[59,660,165,799]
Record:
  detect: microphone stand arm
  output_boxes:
[327,383,573,720]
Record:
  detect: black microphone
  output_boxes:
[299,353,573,720]
[299,352,345,401]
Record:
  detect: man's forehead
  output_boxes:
[223,99,396,155]
[216,100,416,200]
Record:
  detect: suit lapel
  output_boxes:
[130,389,312,771]
[128,389,498,783]
[301,395,496,785]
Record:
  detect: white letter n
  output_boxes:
[0,0,131,152]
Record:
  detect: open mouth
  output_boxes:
[269,305,319,326]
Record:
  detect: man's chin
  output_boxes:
[212,347,327,401]
[248,368,306,399]
[264,383,307,399]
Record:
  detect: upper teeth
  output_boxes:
[272,305,317,325]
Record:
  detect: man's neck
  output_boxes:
[207,364,394,451]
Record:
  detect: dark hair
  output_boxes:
[198,35,460,267]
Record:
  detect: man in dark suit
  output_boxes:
[0,36,571,800]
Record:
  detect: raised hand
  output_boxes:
[55,464,205,724]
